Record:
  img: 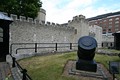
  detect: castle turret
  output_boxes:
[36,8,46,21]
[68,15,89,43]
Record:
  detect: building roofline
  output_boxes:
[87,11,120,21]
[0,12,13,21]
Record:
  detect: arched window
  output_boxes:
[0,27,3,42]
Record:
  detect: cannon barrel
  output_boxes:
[76,36,97,72]
[77,36,97,61]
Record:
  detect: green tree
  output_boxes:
[20,0,42,18]
[0,0,16,13]
[0,0,42,18]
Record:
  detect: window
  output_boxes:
[109,22,112,24]
[115,25,119,28]
[75,29,77,34]
[109,19,112,21]
[103,29,106,32]
[108,26,112,28]
[0,27,3,42]
[100,21,102,23]
[115,28,119,32]
[103,32,106,34]
[103,26,106,29]
[108,29,111,31]
[115,21,119,24]
[99,23,102,27]
[104,20,106,22]
[115,17,119,20]
[103,23,106,27]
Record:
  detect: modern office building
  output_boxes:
[87,11,120,34]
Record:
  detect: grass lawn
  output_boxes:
[19,52,120,80]
[99,48,120,54]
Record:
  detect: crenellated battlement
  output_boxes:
[70,15,86,22]
[1,12,88,31]
[67,15,89,25]
[73,15,85,20]
[1,12,71,29]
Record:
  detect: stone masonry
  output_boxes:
[0,12,102,58]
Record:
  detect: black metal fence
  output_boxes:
[10,43,78,55]
[10,43,78,80]
[10,54,32,80]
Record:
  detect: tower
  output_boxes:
[36,8,46,21]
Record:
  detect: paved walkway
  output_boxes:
[0,62,13,80]
[0,62,23,80]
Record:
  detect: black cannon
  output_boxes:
[76,36,97,72]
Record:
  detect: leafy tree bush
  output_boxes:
[0,0,42,18]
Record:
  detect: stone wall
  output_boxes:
[10,20,74,43]
[89,25,102,48]
[68,15,90,43]
[2,12,102,57]
[9,14,91,45]
[102,33,114,48]
[9,13,77,55]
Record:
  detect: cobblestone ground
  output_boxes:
[0,62,13,80]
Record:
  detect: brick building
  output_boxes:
[87,11,120,34]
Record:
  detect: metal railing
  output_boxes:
[10,43,78,55]
[10,43,78,80]
[10,54,32,80]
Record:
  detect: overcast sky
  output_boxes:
[41,0,120,24]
